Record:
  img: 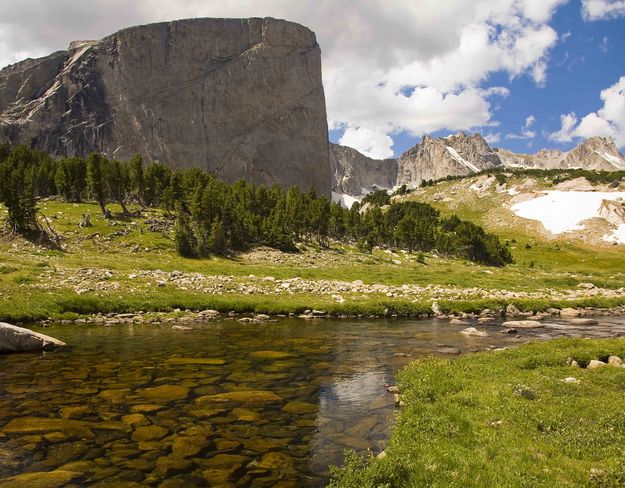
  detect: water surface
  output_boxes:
[1,316,624,487]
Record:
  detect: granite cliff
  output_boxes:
[0,18,331,196]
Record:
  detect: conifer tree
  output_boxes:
[86,153,109,217]
[175,205,196,258]
[130,155,145,206]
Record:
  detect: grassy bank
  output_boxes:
[1,199,624,322]
[3,285,625,324]
[330,338,625,487]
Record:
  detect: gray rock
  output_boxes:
[501,320,544,329]
[570,318,599,325]
[514,386,536,400]
[608,356,623,367]
[460,327,489,337]
[0,17,331,196]
[0,322,66,353]
[438,347,461,355]
[587,360,607,369]
[449,318,470,326]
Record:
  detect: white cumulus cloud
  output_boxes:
[339,127,395,159]
[506,114,537,139]
[549,76,625,148]
[0,0,568,157]
[581,0,625,20]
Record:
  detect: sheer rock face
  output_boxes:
[330,143,397,195]
[0,18,331,196]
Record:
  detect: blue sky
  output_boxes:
[328,0,625,158]
[0,0,623,159]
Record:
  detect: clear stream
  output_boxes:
[1,317,625,487]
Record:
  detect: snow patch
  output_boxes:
[603,224,625,244]
[507,187,520,196]
[445,146,480,173]
[332,192,361,209]
[595,150,625,170]
[511,191,625,234]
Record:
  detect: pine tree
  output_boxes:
[0,159,38,233]
[175,205,197,258]
[106,159,131,214]
[130,154,145,206]
[209,219,227,255]
[86,153,109,217]
[394,215,419,252]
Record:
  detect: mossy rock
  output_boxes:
[249,351,296,360]
[0,470,82,488]
[195,390,283,405]
[130,425,169,442]
[171,435,209,458]
[136,385,190,401]
[281,401,318,415]
[164,357,226,366]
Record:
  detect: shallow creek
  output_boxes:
[1,316,625,487]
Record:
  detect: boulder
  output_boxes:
[501,320,544,329]
[570,318,599,325]
[587,360,607,370]
[449,318,470,326]
[0,323,66,353]
[460,327,489,337]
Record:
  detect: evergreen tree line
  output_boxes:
[0,143,512,266]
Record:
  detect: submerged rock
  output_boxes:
[196,390,284,405]
[570,318,599,325]
[0,322,66,353]
[130,425,169,442]
[164,357,226,366]
[171,435,210,458]
[437,347,461,355]
[0,469,82,488]
[136,385,190,401]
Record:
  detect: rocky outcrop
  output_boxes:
[396,133,502,187]
[0,322,66,353]
[330,143,397,195]
[0,18,331,196]
[496,137,625,171]
[333,133,625,199]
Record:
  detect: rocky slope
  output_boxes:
[332,134,625,198]
[330,143,397,195]
[0,17,331,196]
[396,133,502,187]
[496,137,625,171]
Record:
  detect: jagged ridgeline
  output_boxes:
[0,144,512,266]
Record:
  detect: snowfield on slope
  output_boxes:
[332,191,361,208]
[511,191,625,239]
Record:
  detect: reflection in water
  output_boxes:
[1,317,624,486]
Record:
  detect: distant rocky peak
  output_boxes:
[566,136,625,170]
[578,136,621,154]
